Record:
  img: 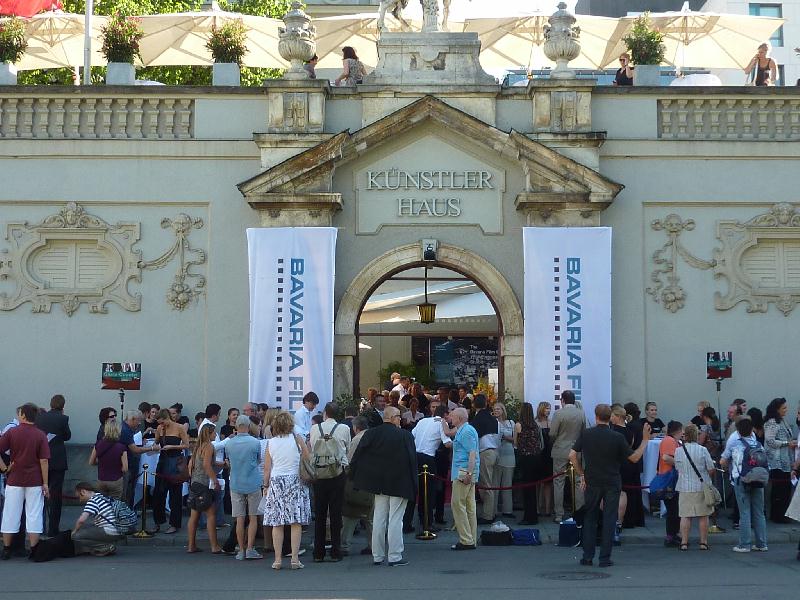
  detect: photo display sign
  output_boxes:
[706,352,732,379]
[101,363,142,390]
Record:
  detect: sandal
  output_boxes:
[186,548,203,554]
[699,543,710,551]
[272,561,282,570]
[679,544,689,551]
[165,527,178,535]
[291,561,304,570]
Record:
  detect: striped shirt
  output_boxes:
[674,442,715,493]
[84,494,118,534]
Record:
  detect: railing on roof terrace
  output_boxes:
[0,95,194,140]
[658,97,800,140]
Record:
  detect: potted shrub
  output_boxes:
[101,14,144,85]
[206,20,247,86]
[622,13,666,86]
[0,17,27,85]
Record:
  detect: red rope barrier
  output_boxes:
[428,471,566,491]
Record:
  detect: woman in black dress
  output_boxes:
[535,401,553,516]
[151,409,190,534]
[621,402,646,528]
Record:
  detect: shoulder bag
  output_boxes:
[294,435,316,483]
[681,443,721,508]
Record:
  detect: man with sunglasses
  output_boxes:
[614,53,634,86]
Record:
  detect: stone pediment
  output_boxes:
[238,96,622,223]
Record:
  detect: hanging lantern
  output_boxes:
[417,266,436,324]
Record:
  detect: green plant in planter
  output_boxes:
[100,14,144,64]
[622,13,666,65]
[0,17,28,64]
[206,20,247,64]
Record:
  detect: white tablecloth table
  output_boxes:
[641,437,666,516]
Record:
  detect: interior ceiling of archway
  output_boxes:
[359,267,496,325]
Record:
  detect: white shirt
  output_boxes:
[293,405,314,438]
[268,435,301,478]
[412,416,451,456]
[392,384,409,397]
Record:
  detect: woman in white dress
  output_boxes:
[262,411,311,570]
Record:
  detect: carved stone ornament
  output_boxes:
[648,204,800,316]
[278,2,317,80]
[138,214,206,311]
[714,203,800,316]
[647,214,716,313]
[0,203,207,316]
[0,202,142,316]
[543,2,581,80]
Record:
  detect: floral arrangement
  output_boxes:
[100,14,144,64]
[206,20,248,64]
[0,17,28,64]
[473,376,497,404]
[622,13,666,65]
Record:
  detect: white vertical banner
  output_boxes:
[247,227,337,412]
[523,227,612,422]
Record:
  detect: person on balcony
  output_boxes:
[745,43,777,86]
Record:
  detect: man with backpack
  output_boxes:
[71,481,137,556]
[720,417,768,553]
[309,402,351,562]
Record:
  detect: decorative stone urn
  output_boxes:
[543,2,581,80]
[278,1,316,80]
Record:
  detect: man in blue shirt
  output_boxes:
[448,407,479,550]
[225,416,263,560]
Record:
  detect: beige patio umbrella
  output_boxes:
[461,13,619,71]
[136,10,287,68]
[599,11,785,70]
[0,11,107,70]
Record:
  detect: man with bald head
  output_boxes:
[349,406,417,566]
[448,407,479,550]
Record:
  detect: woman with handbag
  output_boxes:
[262,411,311,570]
[186,425,222,553]
[89,419,128,500]
[151,409,190,534]
[673,424,716,550]
[656,421,683,547]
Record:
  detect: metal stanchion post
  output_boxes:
[568,463,577,517]
[132,464,154,538]
[416,464,437,541]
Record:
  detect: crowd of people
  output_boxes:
[1,383,799,568]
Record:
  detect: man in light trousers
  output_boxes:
[448,408,479,550]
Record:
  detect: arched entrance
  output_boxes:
[334,243,523,400]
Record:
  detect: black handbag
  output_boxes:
[188,481,214,511]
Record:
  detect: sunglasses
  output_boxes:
[108,415,117,419]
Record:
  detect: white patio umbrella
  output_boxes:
[0,11,107,70]
[136,10,287,68]
[461,13,619,71]
[599,10,785,70]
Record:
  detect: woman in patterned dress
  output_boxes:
[334,46,367,87]
[262,411,311,570]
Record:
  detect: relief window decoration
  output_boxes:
[0,202,206,316]
[646,214,716,313]
[647,203,800,316]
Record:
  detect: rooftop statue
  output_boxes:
[378,0,459,32]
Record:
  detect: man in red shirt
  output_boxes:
[0,403,51,560]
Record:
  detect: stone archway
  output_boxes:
[334,243,524,401]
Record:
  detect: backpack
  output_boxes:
[111,498,138,534]
[311,423,346,480]
[738,438,769,487]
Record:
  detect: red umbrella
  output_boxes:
[0,0,62,17]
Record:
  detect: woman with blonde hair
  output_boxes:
[535,401,553,516]
[186,424,222,553]
[262,411,311,569]
[493,402,516,517]
[89,419,128,500]
[744,43,777,86]
[673,424,715,550]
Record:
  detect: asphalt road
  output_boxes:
[3,511,799,600]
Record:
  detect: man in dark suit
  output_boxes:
[36,394,71,536]
[349,406,417,567]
